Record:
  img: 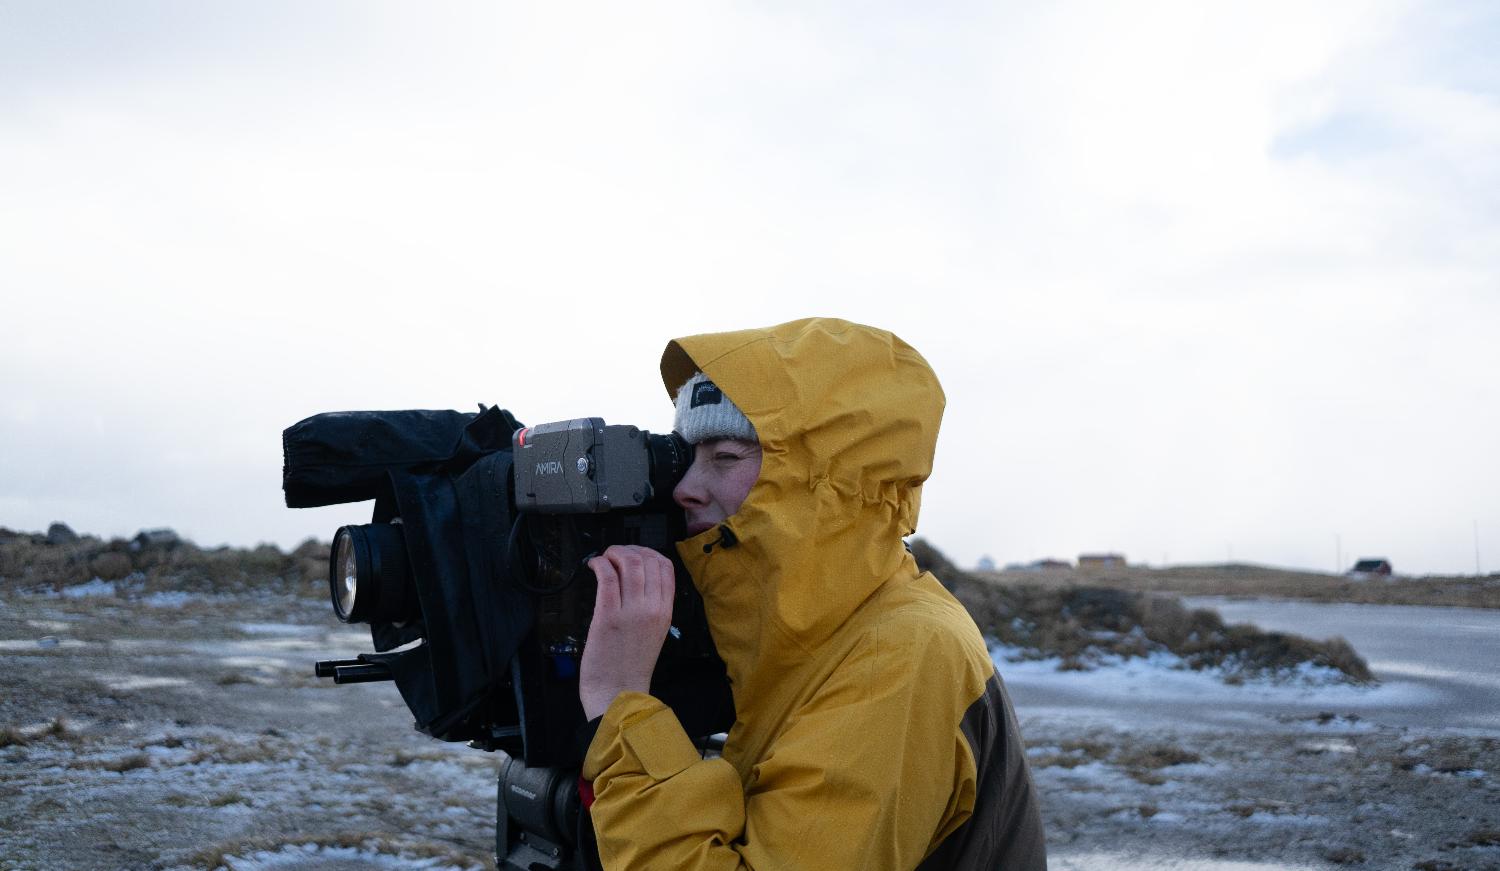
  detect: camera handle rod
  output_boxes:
[313,658,395,684]
[333,663,394,684]
[314,658,362,678]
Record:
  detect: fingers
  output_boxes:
[650,555,675,612]
[616,547,647,606]
[578,547,676,719]
[588,553,620,614]
[595,545,674,614]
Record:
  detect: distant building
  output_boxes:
[1347,558,1393,578]
[1078,553,1126,569]
[1001,558,1073,572]
[976,555,997,572]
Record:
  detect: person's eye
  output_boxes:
[714,452,740,463]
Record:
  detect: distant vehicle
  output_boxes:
[1347,558,1393,579]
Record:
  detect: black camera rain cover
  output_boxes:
[282,407,526,509]
[283,406,532,741]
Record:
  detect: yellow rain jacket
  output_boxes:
[582,318,1046,870]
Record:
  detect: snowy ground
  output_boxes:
[2,586,1497,870]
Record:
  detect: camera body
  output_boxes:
[514,418,686,514]
[282,406,731,769]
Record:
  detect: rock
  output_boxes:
[46,523,78,545]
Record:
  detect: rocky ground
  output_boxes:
[1027,712,1500,870]
[3,588,1497,870]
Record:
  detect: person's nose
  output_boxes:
[673,459,708,510]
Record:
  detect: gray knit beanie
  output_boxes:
[673,372,758,445]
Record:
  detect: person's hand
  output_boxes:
[579,545,676,720]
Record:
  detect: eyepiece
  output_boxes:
[328,523,416,624]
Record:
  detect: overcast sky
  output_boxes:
[1,1,1496,575]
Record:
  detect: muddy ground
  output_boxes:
[2,590,1497,871]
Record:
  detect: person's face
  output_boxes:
[673,438,763,538]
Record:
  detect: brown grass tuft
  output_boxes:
[1116,744,1202,770]
[1322,846,1366,865]
[70,752,151,773]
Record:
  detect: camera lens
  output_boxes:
[328,523,416,624]
[646,432,693,507]
[334,533,359,618]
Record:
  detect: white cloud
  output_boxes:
[0,1,1496,572]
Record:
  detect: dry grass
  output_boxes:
[1026,733,1203,787]
[4,717,78,747]
[1321,846,1367,865]
[0,527,329,597]
[984,560,1500,610]
[912,539,1377,683]
[1029,741,1106,769]
[70,752,152,773]
[1115,744,1202,770]
[391,748,453,767]
[186,738,288,767]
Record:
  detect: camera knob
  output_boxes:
[576,456,591,475]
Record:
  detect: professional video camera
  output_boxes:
[281,406,733,870]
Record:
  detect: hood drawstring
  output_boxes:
[702,524,739,554]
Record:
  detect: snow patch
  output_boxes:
[26,619,72,632]
[993,644,1396,706]
[98,673,192,691]
[235,622,321,636]
[1051,852,1322,871]
[61,579,117,598]
[0,638,91,651]
[216,843,475,870]
[143,591,199,608]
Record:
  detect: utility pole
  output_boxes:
[1476,520,1483,576]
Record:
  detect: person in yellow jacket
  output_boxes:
[578,318,1047,870]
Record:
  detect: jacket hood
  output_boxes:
[661,318,945,703]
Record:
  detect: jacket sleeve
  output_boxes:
[581,622,979,870]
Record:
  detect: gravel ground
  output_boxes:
[2,589,1497,870]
